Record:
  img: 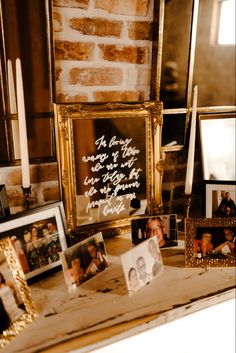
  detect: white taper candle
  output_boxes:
[184,85,198,195]
[16,58,30,188]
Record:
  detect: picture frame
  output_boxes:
[0,237,36,349]
[60,232,108,291]
[54,102,163,234]
[0,201,68,280]
[204,180,236,218]
[121,236,163,295]
[185,217,236,267]
[0,184,10,220]
[199,113,235,181]
[131,214,178,248]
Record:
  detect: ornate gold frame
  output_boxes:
[54,102,163,233]
[0,238,36,349]
[185,217,236,267]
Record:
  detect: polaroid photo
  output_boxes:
[121,236,163,295]
[60,232,108,291]
[0,202,68,280]
[131,214,178,248]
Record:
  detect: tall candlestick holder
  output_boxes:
[178,193,192,232]
[22,185,32,210]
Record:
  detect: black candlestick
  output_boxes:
[22,185,32,210]
[178,193,192,232]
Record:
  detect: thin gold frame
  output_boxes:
[0,237,36,349]
[185,217,236,267]
[55,102,163,233]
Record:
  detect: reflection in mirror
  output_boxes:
[161,0,193,109]
[0,0,54,163]
[199,113,236,181]
[55,103,163,232]
[193,0,235,107]
[160,0,194,150]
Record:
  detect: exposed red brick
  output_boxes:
[56,92,88,102]
[99,44,148,64]
[95,0,149,16]
[70,17,122,38]
[128,21,153,40]
[43,187,60,202]
[53,0,89,9]
[53,11,63,32]
[94,90,144,102]
[55,41,95,61]
[7,189,37,207]
[69,67,122,86]
[38,164,59,182]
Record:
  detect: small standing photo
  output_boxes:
[0,238,36,349]
[131,214,178,248]
[121,236,163,295]
[0,202,68,280]
[185,217,236,267]
[204,180,236,218]
[60,232,109,291]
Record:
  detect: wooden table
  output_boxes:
[3,233,236,353]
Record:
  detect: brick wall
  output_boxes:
[0,0,203,218]
[0,163,60,214]
[53,0,154,102]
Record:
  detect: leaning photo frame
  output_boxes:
[0,202,68,280]
[204,180,236,218]
[185,217,236,267]
[0,238,36,349]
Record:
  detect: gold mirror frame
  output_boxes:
[54,102,163,234]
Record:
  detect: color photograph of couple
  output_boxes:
[60,232,108,291]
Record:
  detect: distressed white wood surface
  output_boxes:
[3,234,236,353]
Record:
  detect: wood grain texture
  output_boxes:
[3,235,236,353]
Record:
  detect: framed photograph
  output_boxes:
[60,232,108,291]
[55,102,163,233]
[0,184,10,220]
[131,214,178,248]
[0,237,36,349]
[199,113,235,181]
[121,236,163,295]
[204,180,236,217]
[0,202,68,280]
[185,217,236,267]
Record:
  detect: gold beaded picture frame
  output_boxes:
[0,238,36,349]
[185,217,236,267]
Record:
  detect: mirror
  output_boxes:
[55,102,163,233]
[0,0,55,165]
[160,0,236,151]
[193,0,235,107]
[199,113,235,181]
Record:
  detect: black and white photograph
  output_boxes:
[60,232,109,291]
[131,214,178,248]
[121,236,163,295]
[0,202,68,280]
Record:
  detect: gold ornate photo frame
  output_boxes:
[185,217,236,267]
[0,238,36,349]
[54,102,163,235]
